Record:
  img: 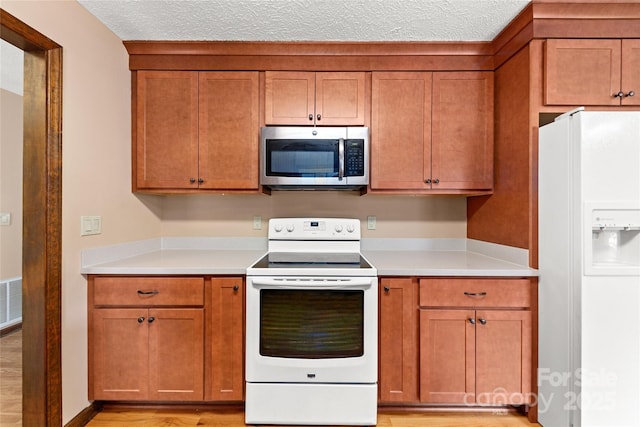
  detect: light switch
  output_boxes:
[81,216,102,236]
[0,212,11,226]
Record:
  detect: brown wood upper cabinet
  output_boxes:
[135,71,260,192]
[265,71,366,125]
[545,39,640,106]
[370,72,493,193]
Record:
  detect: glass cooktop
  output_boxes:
[251,252,373,269]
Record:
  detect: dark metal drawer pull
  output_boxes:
[137,290,159,295]
[464,291,487,298]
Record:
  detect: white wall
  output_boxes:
[0,87,23,280]
[160,192,466,238]
[0,40,23,281]
[1,1,163,423]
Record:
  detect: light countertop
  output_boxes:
[81,249,266,275]
[81,237,537,277]
[362,250,536,277]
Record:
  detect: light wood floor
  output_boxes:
[87,407,540,426]
[0,329,21,426]
[0,330,540,426]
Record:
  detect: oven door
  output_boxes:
[246,276,378,384]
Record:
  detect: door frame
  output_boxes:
[1,9,63,426]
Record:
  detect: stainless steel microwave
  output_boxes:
[260,127,369,190]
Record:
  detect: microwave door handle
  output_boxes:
[338,138,345,181]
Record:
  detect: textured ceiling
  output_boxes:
[77,0,532,42]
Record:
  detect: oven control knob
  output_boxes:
[286,224,295,232]
[346,224,355,233]
[334,224,343,233]
[274,225,283,232]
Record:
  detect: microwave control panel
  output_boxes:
[345,140,365,176]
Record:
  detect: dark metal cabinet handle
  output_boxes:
[189,178,196,183]
[626,91,636,97]
[148,317,155,323]
[464,291,487,298]
[137,290,159,295]
[433,178,440,184]
[425,178,432,184]
[479,318,487,325]
[233,285,239,292]
[614,91,625,98]
[308,114,313,121]
[468,318,476,324]
[137,316,145,323]
[317,114,321,121]
[198,178,204,184]
[383,286,390,293]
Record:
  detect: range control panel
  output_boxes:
[268,218,361,240]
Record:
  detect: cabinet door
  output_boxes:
[474,310,532,406]
[91,308,149,400]
[371,72,432,190]
[209,277,244,401]
[199,72,260,190]
[431,72,493,190]
[148,308,204,401]
[621,39,640,106]
[419,309,475,404]
[379,278,418,403]
[544,39,622,106]
[265,71,315,125]
[136,71,199,189]
[315,72,366,125]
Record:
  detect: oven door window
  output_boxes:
[265,139,339,178]
[260,290,364,359]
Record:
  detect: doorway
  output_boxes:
[0,9,62,426]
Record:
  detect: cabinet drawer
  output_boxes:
[419,278,530,308]
[93,277,204,306]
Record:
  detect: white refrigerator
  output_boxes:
[538,108,640,427]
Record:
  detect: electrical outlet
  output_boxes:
[367,215,376,230]
[253,216,262,230]
[81,216,102,236]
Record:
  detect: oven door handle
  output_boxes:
[249,278,374,290]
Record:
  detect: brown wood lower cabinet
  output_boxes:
[91,307,204,401]
[378,278,419,403]
[88,275,244,402]
[378,277,533,408]
[208,277,244,401]
[419,308,531,405]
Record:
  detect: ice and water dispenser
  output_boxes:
[586,203,640,275]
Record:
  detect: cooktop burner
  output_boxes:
[251,252,372,269]
[247,218,377,276]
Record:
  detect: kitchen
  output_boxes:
[1,1,639,426]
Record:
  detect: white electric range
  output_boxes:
[245,218,378,426]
